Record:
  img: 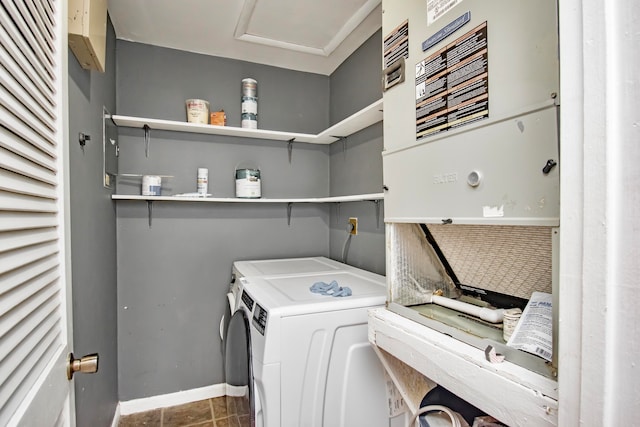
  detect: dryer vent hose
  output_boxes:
[408,405,464,427]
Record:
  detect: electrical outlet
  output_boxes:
[348,217,358,235]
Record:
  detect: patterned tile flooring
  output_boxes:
[118,396,250,427]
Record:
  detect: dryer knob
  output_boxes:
[230,273,236,284]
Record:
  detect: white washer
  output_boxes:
[233,256,348,278]
[227,257,351,311]
[225,261,391,427]
[221,257,351,341]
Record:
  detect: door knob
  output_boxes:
[67,352,99,380]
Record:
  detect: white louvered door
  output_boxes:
[0,0,73,425]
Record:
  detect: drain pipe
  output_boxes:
[427,291,505,323]
[409,275,504,323]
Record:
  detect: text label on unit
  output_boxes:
[433,172,458,184]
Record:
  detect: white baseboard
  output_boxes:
[119,383,226,415]
[224,384,247,397]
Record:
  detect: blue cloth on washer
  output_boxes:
[310,280,352,297]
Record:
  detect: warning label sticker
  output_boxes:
[384,20,409,69]
[415,22,488,140]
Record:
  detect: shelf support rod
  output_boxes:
[287,202,293,226]
[147,200,153,228]
[370,199,381,229]
[287,138,295,163]
[143,124,150,158]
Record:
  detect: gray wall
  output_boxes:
[116,41,330,133]
[67,18,119,426]
[115,42,333,400]
[328,30,385,274]
[115,31,384,400]
[330,30,383,124]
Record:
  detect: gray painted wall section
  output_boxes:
[328,123,385,275]
[115,30,385,400]
[328,30,385,274]
[115,43,332,400]
[116,203,329,398]
[330,30,383,124]
[67,18,119,426]
[116,41,330,134]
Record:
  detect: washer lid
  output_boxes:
[233,256,346,277]
[241,269,387,316]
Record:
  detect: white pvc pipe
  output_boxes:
[407,274,504,323]
[431,294,504,323]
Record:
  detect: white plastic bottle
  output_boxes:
[197,168,208,196]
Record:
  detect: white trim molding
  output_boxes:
[119,383,226,416]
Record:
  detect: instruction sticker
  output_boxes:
[507,292,553,362]
[384,20,409,69]
[427,0,464,25]
[416,21,489,140]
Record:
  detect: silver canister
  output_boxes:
[241,78,258,129]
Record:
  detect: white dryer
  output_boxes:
[224,262,392,427]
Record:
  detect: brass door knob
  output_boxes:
[67,352,99,380]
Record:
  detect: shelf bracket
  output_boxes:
[147,200,153,228]
[287,138,295,163]
[143,124,151,158]
[331,136,347,155]
[371,199,381,229]
[286,202,293,226]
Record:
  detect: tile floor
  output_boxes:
[118,396,250,427]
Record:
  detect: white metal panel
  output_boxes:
[383,104,560,225]
[381,0,559,153]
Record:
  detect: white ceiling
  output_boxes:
[108,0,382,75]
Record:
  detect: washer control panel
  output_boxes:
[252,303,267,335]
[241,289,254,311]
